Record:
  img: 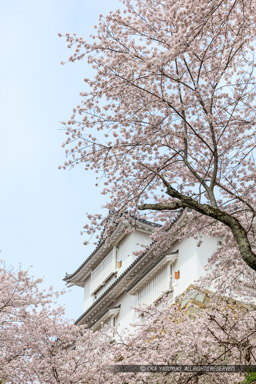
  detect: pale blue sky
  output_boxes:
[0,0,120,320]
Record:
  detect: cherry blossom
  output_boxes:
[60,0,256,270]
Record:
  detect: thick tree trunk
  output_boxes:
[139,190,256,271]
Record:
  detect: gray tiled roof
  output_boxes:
[74,247,150,325]
[75,247,179,325]
[64,216,161,282]
[73,211,184,325]
[126,249,179,293]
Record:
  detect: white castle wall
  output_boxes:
[83,232,221,329]
[171,236,221,299]
[116,230,152,276]
[109,236,221,331]
[83,230,152,312]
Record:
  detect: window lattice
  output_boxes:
[137,266,171,305]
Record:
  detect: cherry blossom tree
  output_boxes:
[1,262,256,383]
[0,262,109,383]
[60,0,256,270]
[106,284,256,384]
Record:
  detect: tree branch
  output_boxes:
[138,164,256,270]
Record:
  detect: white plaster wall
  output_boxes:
[171,236,220,299]
[113,236,221,332]
[196,235,221,281]
[116,231,152,277]
[84,235,221,329]
[94,274,118,299]
[114,291,138,333]
[83,273,120,311]
[83,278,94,311]
[83,230,151,312]
[170,238,197,298]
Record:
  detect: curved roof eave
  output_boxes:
[63,217,162,286]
